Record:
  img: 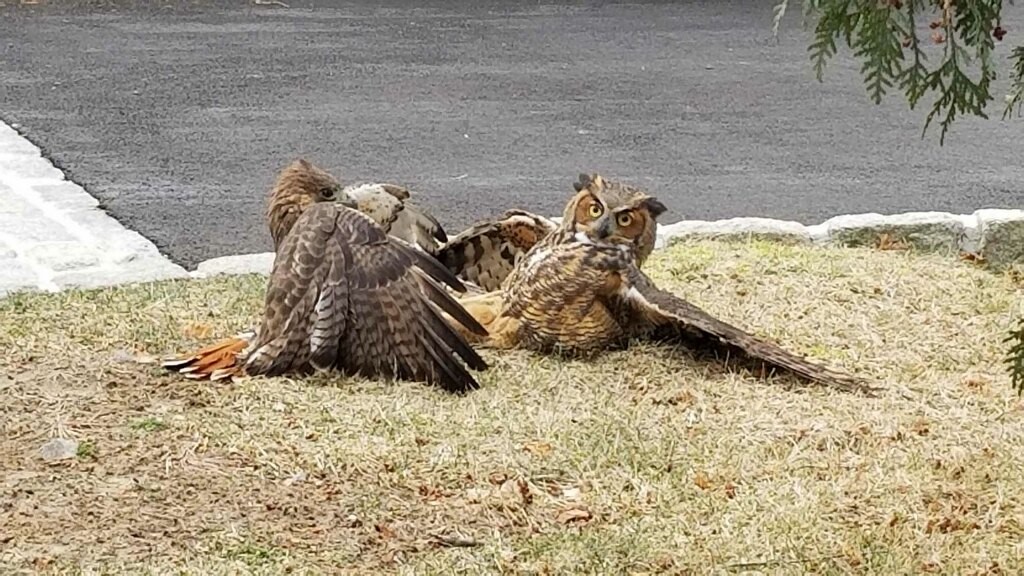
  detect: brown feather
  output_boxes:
[161,335,249,378]
[438,209,557,292]
[616,268,879,395]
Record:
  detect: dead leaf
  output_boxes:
[963,375,989,391]
[960,251,986,264]
[418,484,445,501]
[183,322,213,339]
[694,471,713,491]
[375,523,396,540]
[654,389,695,407]
[556,506,592,525]
[516,479,533,506]
[876,233,909,251]
[414,436,429,447]
[723,482,737,499]
[911,417,930,436]
[522,441,553,457]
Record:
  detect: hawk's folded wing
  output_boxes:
[244,203,488,393]
[605,262,878,395]
[438,209,558,292]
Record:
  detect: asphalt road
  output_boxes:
[1,1,1021,269]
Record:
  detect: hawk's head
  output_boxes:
[266,159,357,250]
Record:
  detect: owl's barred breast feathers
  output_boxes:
[476,172,875,394]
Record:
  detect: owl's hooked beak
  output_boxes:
[594,216,614,239]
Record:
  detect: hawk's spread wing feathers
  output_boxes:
[439,209,558,292]
[243,204,487,392]
[604,258,877,395]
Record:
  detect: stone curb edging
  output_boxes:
[0,121,189,297]
[191,208,1024,279]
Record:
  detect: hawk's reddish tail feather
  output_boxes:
[161,335,250,381]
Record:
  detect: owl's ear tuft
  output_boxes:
[573,173,606,192]
[573,173,592,192]
[641,197,667,218]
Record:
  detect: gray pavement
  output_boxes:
[0,121,187,296]
[1,0,1021,269]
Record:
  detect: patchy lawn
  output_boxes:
[1,239,1022,574]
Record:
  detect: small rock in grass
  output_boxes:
[39,438,78,461]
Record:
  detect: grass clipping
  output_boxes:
[1,239,1022,574]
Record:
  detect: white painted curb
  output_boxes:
[0,121,189,297]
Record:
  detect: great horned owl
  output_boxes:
[435,174,663,293]
[162,159,488,393]
[455,173,873,394]
[436,209,558,293]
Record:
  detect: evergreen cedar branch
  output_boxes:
[772,0,1024,144]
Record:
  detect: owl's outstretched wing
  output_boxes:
[344,183,447,254]
[607,264,877,395]
[437,209,558,292]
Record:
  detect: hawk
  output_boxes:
[343,182,448,256]
[453,173,875,394]
[162,159,489,393]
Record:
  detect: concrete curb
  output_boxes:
[0,121,189,297]
[192,208,1024,279]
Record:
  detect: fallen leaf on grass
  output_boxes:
[959,251,986,264]
[723,482,737,499]
[517,479,533,506]
[418,484,446,501]
[912,417,931,436]
[556,506,592,525]
[183,322,213,339]
[522,440,554,457]
[694,471,713,491]
[431,532,480,548]
[962,375,989,391]
[653,389,696,407]
[876,233,909,251]
[375,523,396,540]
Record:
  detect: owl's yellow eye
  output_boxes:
[616,212,634,227]
[587,203,604,218]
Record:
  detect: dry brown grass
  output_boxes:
[1,239,1022,575]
